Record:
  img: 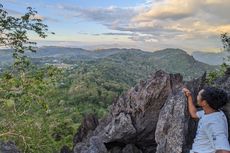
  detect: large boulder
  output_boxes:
[155,74,206,153]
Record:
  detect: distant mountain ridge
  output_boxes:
[1,46,226,65]
[0,47,136,64]
[0,47,218,80]
[99,48,217,81]
[192,51,229,65]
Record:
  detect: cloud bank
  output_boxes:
[55,0,228,51]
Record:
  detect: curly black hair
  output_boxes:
[201,87,229,110]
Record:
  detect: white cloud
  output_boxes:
[3,0,230,52]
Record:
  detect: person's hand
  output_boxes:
[182,88,192,97]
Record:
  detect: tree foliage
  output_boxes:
[221,33,230,52]
[206,33,230,84]
[0,4,54,70]
[0,4,63,152]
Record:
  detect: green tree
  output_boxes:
[221,33,230,62]
[221,33,230,52]
[0,4,54,69]
[206,33,230,84]
[0,4,61,152]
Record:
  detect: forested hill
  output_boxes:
[0,47,217,80]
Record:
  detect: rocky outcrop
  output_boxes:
[0,141,20,153]
[72,69,230,153]
[155,91,188,153]
[73,113,99,145]
[155,74,206,153]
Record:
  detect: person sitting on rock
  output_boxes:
[183,86,230,153]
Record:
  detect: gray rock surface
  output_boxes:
[73,113,99,145]
[155,72,207,153]
[0,141,20,153]
[155,92,188,153]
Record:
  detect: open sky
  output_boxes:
[1,0,230,53]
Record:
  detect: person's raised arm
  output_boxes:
[182,88,198,119]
